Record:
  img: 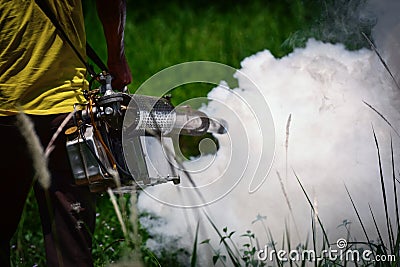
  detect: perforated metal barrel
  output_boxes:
[129,95,176,135]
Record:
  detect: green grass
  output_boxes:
[84,0,321,158]
[201,132,400,267]
[84,0,319,102]
[11,0,323,266]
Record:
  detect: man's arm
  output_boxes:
[96,0,132,90]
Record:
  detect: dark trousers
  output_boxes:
[0,114,96,267]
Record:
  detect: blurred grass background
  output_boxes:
[85,0,322,158]
[83,0,320,102]
[11,0,323,266]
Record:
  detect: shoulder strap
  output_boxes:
[34,0,107,76]
[86,43,109,73]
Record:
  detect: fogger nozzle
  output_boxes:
[126,95,227,136]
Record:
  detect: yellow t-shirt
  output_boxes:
[0,0,87,116]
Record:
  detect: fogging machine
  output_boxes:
[65,72,227,192]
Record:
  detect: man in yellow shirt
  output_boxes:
[0,0,132,266]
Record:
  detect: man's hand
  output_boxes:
[96,0,132,91]
[108,55,132,91]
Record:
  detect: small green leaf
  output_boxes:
[228,231,236,238]
[213,255,219,265]
[201,239,210,244]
